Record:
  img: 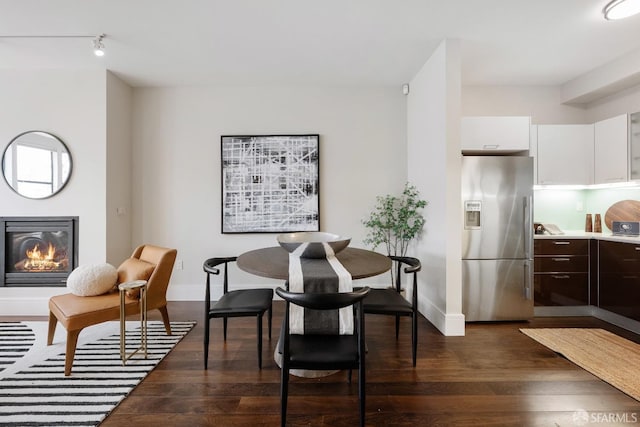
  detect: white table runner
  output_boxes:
[287,242,353,335]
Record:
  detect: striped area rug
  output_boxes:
[0,323,35,373]
[0,320,195,426]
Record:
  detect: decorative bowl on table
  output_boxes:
[277,232,351,258]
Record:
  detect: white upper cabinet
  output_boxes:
[461,116,530,152]
[594,114,628,184]
[537,124,594,185]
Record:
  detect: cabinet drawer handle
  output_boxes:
[635,247,640,251]
[553,241,571,245]
[551,275,570,279]
[483,144,499,150]
[552,258,571,262]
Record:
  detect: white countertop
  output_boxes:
[534,230,640,244]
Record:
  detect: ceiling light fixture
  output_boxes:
[603,0,640,20]
[0,34,106,56]
[92,34,105,57]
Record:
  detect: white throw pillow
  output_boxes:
[66,263,118,296]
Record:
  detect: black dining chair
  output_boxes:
[276,286,370,427]
[362,255,421,366]
[203,257,273,369]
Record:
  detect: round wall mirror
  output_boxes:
[2,131,73,199]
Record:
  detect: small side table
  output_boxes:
[119,279,148,364]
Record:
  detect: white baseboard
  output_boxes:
[166,283,278,301]
[0,297,51,316]
[417,297,465,336]
[175,283,469,336]
[0,287,68,316]
[7,286,639,337]
[2,284,468,336]
[166,284,206,301]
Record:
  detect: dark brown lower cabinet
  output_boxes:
[534,239,590,306]
[534,273,589,306]
[598,240,640,321]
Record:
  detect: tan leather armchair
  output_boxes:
[48,244,177,375]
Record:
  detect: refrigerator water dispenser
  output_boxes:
[464,201,481,229]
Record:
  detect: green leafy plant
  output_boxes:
[362,183,427,259]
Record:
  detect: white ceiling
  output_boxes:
[1,0,640,90]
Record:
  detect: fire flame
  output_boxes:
[24,242,61,271]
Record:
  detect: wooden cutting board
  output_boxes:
[604,200,640,230]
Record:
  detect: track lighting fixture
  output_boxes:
[0,34,106,56]
[92,34,105,57]
[603,0,640,20]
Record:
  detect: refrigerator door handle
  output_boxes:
[523,196,533,259]
[524,261,532,300]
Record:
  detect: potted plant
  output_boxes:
[362,182,427,287]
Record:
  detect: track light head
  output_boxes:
[92,34,105,57]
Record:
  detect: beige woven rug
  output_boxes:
[520,328,640,402]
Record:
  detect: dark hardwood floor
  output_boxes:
[6,302,640,426]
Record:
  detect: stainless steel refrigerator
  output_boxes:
[461,155,534,321]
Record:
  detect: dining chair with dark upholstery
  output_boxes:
[276,286,370,427]
[203,257,273,369]
[362,255,421,366]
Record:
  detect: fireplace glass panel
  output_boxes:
[1,216,78,287]
[6,231,71,274]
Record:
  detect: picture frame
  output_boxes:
[221,134,320,233]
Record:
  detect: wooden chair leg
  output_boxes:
[158,305,172,335]
[64,329,81,376]
[47,312,57,345]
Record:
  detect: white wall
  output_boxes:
[0,69,108,314]
[407,40,464,336]
[462,82,640,125]
[106,72,133,265]
[561,48,640,106]
[462,85,589,124]
[586,84,640,122]
[131,85,407,300]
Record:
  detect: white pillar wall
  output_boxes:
[407,39,465,336]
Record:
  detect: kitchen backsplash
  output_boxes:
[534,187,640,232]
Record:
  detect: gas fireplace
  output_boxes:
[1,217,78,287]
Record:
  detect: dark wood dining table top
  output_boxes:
[237,246,391,281]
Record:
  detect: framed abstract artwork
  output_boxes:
[221,134,320,233]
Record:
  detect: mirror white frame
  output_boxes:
[2,131,73,199]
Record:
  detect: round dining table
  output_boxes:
[237,245,391,378]
[237,246,391,281]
